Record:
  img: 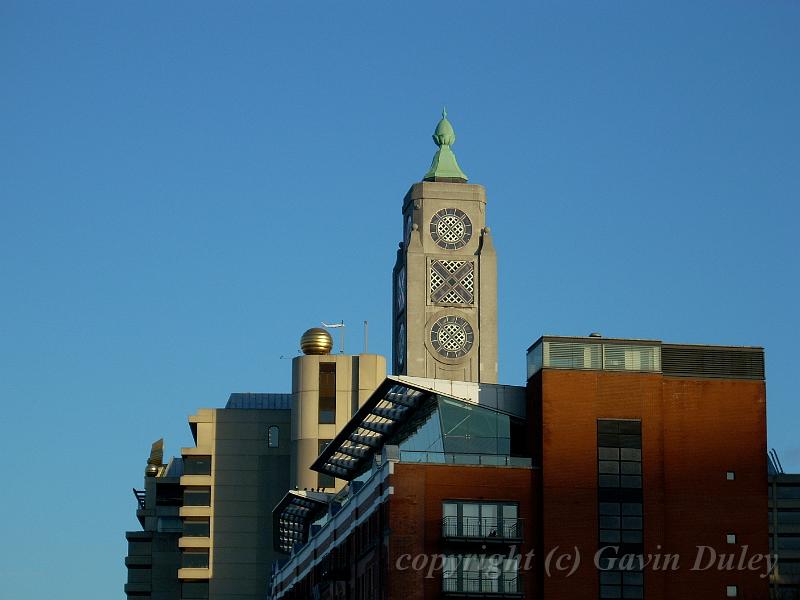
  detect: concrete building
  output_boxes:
[124,440,183,599]
[124,331,385,600]
[291,329,386,491]
[176,393,292,600]
[392,110,497,384]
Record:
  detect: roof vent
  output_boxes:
[589,332,603,338]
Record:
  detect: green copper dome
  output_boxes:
[424,108,468,183]
[432,109,456,146]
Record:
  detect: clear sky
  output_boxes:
[1,2,798,598]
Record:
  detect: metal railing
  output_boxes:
[443,575,523,595]
[133,488,146,509]
[442,516,523,540]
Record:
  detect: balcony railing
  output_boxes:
[443,575,523,596]
[442,516,523,541]
[133,488,146,509]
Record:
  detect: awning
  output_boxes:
[272,490,332,553]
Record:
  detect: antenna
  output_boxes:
[770,448,785,474]
[364,320,368,354]
[322,321,345,353]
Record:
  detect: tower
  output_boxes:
[291,327,386,491]
[392,111,498,383]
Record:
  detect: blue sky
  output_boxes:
[1,2,798,598]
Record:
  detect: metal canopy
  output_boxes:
[311,377,432,481]
[272,490,331,554]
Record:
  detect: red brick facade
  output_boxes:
[532,370,768,599]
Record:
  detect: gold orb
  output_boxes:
[300,328,333,355]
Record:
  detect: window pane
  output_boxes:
[183,456,212,476]
[599,475,620,488]
[503,504,518,520]
[600,585,621,598]
[319,363,336,424]
[622,503,642,516]
[599,447,620,460]
[183,487,211,506]
[600,516,621,529]
[267,426,280,448]
[182,582,209,599]
[622,530,643,543]
[622,517,643,530]
[620,448,641,461]
[600,529,620,543]
[600,461,621,474]
[600,571,621,584]
[482,504,498,536]
[621,476,642,488]
[600,502,621,515]
[181,550,209,568]
[183,520,210,537]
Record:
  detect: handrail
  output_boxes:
[443,574,523,594]
[441,516,523,540]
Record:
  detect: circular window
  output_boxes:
[430,208,473,250]
[430,315,474,359]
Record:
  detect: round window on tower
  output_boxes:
[430,208,472,250]
[429,315,474,359]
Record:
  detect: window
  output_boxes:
[777,485,800,500]
[157,517,182,533]
[318,440,335,489]
[319,363,336,424]
[182,581,209,599]
[442,554,520,594]
[181,550,209,568]
[597,419,643,600]
[726,585,738,597]
[183,456,211,476]
[267,425,280,448]
[727,533,736,544]
[726,471,736,481]
[183,487,211,507]
[442,501,521,540]
[183,519,210,537]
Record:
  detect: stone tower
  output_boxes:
[392,110,498,383]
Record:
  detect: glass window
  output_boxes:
[182,581,209,599]
[319,363,336,424]
[482,504,498,537]
[600,502,621,515]
[442,501,520,539]
[727,533,736,544]
[157,517,182,533]
[317,440,335,489]
[267,426,280,448]
[777,485,800,500]
[599,461,621,474]
[183,487,211,506]
[183,456,211,476]
[778,536,800,550]
[726,585,738,597]
[183,519,210,537]
[181,550,209,569]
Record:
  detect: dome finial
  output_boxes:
[424,108,468,182]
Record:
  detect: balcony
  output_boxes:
[442,516,523,543]
[443,575,523,597]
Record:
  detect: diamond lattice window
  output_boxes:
[430,260,474,304]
